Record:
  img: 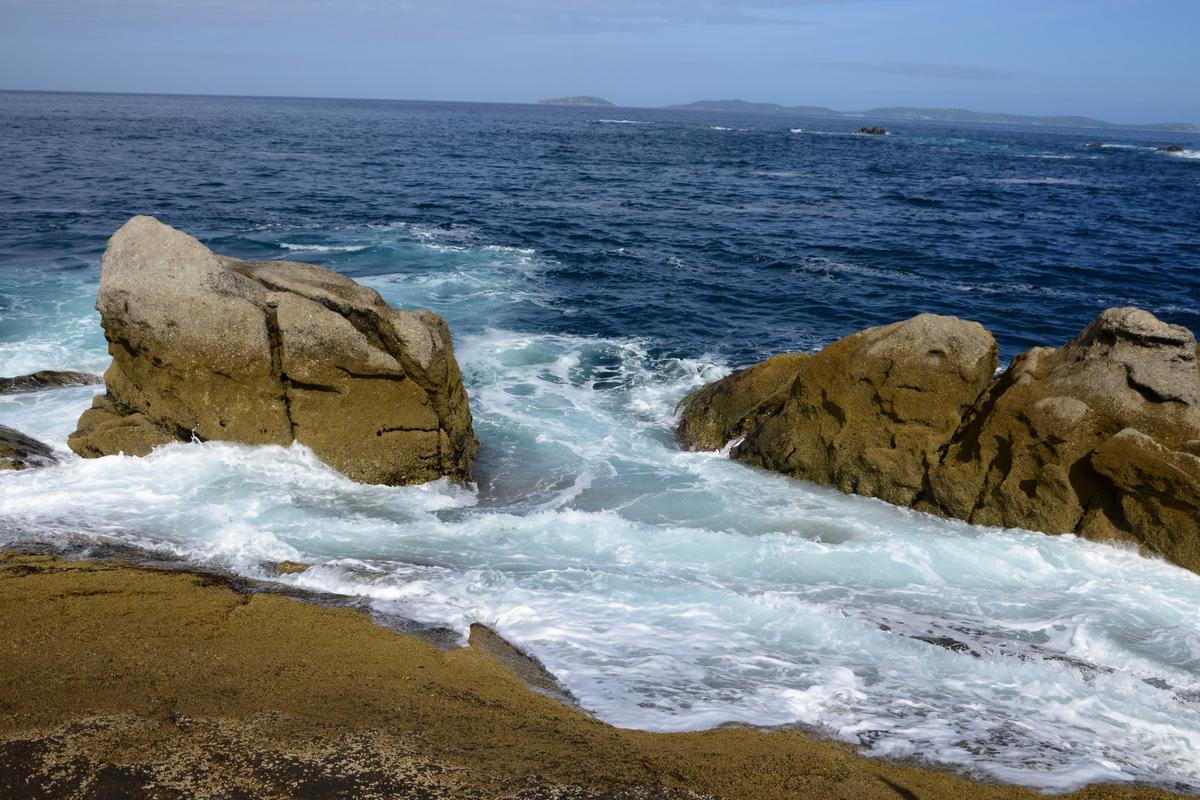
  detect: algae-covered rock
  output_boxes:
[0,425,58,471]
[68,216,478,485]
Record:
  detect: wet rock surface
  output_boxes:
[0,425,59,471]
[0,370,101,395]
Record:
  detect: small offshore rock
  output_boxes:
[1156,144,1185,153]
[0,370,102,395]
[69,216,478,485]
[857,126,888,135]
[0,425,58,471]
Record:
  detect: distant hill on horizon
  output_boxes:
[667,99,1198,133]
[537,96,615,107]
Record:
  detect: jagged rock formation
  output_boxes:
[1,370,101,395]
[69,216,478,485]
[0,425,58,471]
[678,308,1200,573]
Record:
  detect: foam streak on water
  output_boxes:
[0,222,1198,795]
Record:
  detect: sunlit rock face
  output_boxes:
[69,216,478,486]
[679,308,1200,573]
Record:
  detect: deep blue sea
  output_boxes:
[2,91,1200,793]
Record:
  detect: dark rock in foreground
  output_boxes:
[0,370,102,395]
[0,425,58,471]
[678,308,1200,574]
[69,216,478,486]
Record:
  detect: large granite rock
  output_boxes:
[69,216,478,485]
[0,425,58,471]
[678,308,1200,573]
[679,315,998,506]
[922,307,1200,571]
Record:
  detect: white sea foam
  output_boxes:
[596,119,649,125]
[2,225,1199,793]
[981,177,1086,186]
[279,242,371,253]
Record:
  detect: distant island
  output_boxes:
[668,100,1198,133]
[537,96,615,107]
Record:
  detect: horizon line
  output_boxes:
[1,86,1195,130]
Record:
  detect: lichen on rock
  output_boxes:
[68,216,478,486]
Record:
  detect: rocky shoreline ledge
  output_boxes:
[0,550,1182,800]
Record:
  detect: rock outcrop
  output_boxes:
[1,370,102,395]
[857,126,888,135]
[69,216,478,485]
[678,308,1200,573]
[0,425,58,471]
[922,307,1200,570]
[679,315,997,506]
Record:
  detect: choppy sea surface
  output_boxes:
[2,91,1200,793]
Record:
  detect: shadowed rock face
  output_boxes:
[678,308,1200,574]
[68,216,478,486]
[0,425,58,471]
[0,371,102,395]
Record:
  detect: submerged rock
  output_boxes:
[0,425,58,471]
[0,370,102,395]
[69,216,478,485]
[679,308,1200,573]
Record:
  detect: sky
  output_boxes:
[0,0,1196,124]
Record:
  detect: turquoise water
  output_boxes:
[2,92,1199,793]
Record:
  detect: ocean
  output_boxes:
[1,90,1199,793]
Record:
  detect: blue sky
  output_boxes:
[1,0,1195,123]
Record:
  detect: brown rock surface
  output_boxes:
[67,216,477,485]
[0,425,58,471]
[0,370,101,395]
[924,307,1200,571]
[675,353,808,451]
[0,552,1179,800]
[678,308,1200,573]
[686,314,997,506]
